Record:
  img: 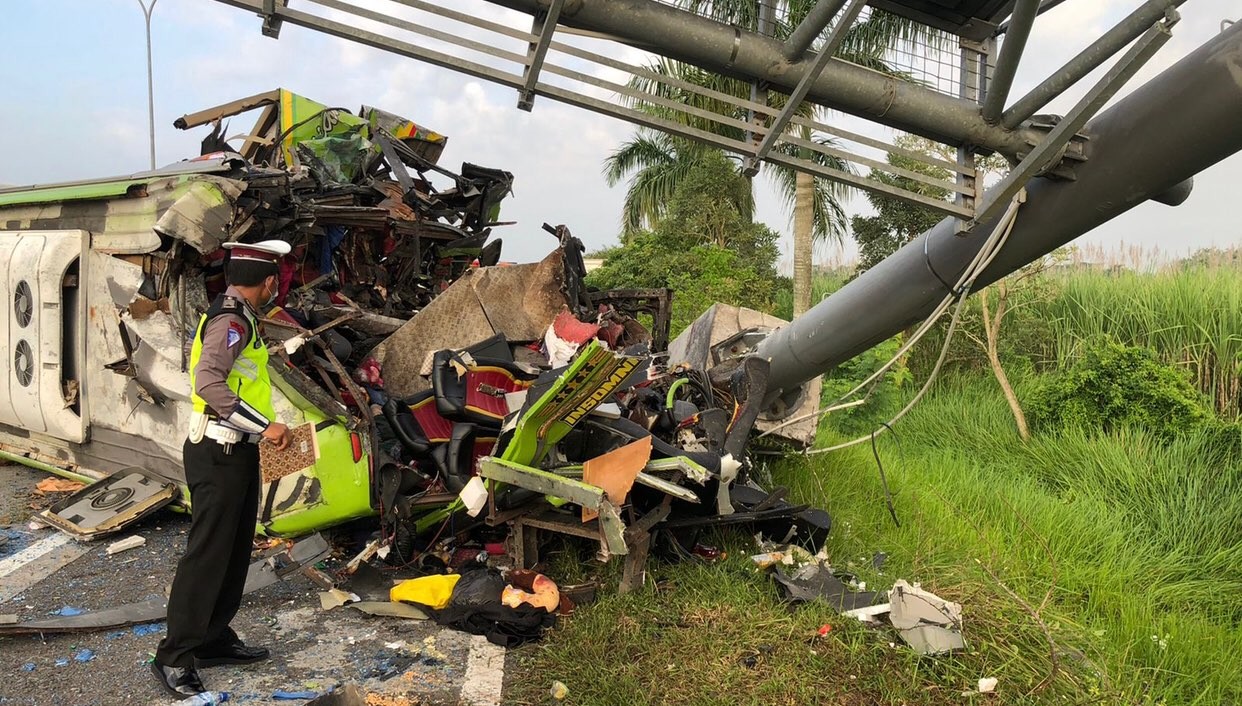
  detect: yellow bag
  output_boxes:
[389,574,462,610]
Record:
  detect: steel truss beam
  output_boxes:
[480,0,1039,157]
[782,0,847,60]
[1001,0,1187,128]
[969,10,1178,232]
[757,16,1241,399]
[518,0,564,110]
[745,0,867,176]
[208,0,977,218]
[982,0,1038,124]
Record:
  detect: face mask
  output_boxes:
[262,279,278,310]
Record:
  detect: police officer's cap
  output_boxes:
[222,239,292,265]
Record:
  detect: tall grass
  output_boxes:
[774,376,1242,704]
[1031,265,1241,419]
[909,261,1241,420]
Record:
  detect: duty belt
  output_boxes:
[191,411,261,454]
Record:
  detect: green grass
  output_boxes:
[1034,266,1242,419]
[510,376,1241,705]
[909,263,1240,419]
[777,377,1242,704]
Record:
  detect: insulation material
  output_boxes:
[371,249,569,398]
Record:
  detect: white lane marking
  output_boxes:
[459,633,506,706]
[0,533,91,603]
[0,533,72,578]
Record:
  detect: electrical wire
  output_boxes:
[872,422,901,528]
[796,192,1026,454]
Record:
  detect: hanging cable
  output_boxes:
[795,191,1026,453]
[872,422,901,528]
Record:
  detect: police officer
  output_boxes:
[152,240,293,697]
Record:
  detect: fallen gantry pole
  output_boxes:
[756,19,1242,397]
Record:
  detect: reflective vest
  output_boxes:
[188,296,275,421]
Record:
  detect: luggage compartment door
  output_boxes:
[0,230,89,443]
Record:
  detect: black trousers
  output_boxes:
[156,437,261,667]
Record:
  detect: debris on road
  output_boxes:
[390,574,461,611]
[304,683,367,706]
[318,588,362,610]
[0,533,327,635]
[72,648,95,663]
[34,478,85,494]
[346,602,429,621]
[174,691,231,705]
[105,535,146,555]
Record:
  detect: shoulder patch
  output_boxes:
[226,321,247,348]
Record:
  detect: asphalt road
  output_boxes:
[0,464,506,706]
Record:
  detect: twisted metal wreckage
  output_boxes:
[0,90,826,599]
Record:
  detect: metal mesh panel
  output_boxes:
[648,2,972,97]
[216,0,982,218]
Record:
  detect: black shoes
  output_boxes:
[151,660,206,697]
[194,642,271,667]
[151,643,269,696]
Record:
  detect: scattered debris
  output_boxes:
[0,534,326,635]
[772,561,884,611]
[390,574,461,610]
[38,469,178,541]
[273,691,320,701]
[978,677,998,693]
[131,623,165,637]
[502,572,560,613]
[318,588,362,610]
[423,569,555,648]
[549,681,569,700]
[174,692,230,705]
[34,478,86,494]
[20,662,35,672]
[72,648,95,663]
[357,650,419,680]
[105,535,146,555]
[305,684,366,706]
[888,579,965,655]
[347,602,429,621]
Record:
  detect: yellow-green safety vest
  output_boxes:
[188,302,275,421]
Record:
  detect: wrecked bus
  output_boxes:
[0,92,523,539]
[0,158,379,538]
[0,91,827,573]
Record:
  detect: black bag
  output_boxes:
[428,570,555,648]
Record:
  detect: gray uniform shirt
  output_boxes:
[193,286,271,434]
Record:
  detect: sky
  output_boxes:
[1,0,1239,268]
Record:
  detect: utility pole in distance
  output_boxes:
[137,0,159,170]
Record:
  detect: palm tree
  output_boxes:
[604,1,946,315]
[604,130,754,239]
[604,58,851,249]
